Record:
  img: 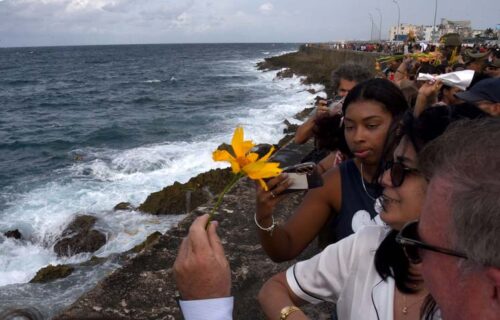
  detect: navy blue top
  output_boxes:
[329,159,383,243]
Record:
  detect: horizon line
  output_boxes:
[0,40,373,49]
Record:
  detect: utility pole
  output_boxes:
[369,13,375,41]
[376,8,383,41]
[432,0,438,43]
[393,0,400,41]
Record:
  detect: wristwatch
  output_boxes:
[280,305,301,320]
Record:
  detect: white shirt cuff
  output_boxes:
[179,297,234,320]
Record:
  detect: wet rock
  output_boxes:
[294,107,314,121]
[255,46,379,94]
[4,229,22,240]
[283,119,299,134]
[130,231,162,253]
[30,264,74,283]
[276,68,294,79]
[53,215,106,257]
[307,88,316,94]
[113,202,134,211]
[138,168,233,215]
[215,142,232,153]
[277,134,295,148]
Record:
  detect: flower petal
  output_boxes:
[213,150,241,173]
[257,179,269,191]
[213,149,235,162]
[243,162,282,179]
[257,146,275,162]
[246,152,259,163]
[231,127,254,158]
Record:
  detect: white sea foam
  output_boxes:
[0,52,325,288]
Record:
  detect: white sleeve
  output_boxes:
[179,297,234,320]
[286,231,359,304]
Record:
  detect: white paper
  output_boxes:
[286,172,308,190]
[417,70,475,91]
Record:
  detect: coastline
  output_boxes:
[52,46,377,319]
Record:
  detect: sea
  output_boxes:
[0,43,324,317]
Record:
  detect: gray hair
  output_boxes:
[419,118,500,268]
[331,62,372,93]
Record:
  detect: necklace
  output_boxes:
[402,294,426,316]
[360,162,376,201]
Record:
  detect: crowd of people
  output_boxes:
[173,36,500,320]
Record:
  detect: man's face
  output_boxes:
[484,65,500,78]
[476,100,500,117]
[419,177,488,319]
[337,78,357,97]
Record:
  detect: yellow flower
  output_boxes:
[213,127,282,190]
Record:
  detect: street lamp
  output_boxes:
[369,13,375,41]
[375,8,383,41]
[393,0,400,41]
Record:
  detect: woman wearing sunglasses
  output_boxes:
[258,106,487,320]
[254,79,408,262]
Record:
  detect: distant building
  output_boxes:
[389,24,433,42]
[389,19,476,43]
[438,19,472,39]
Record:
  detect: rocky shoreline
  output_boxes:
[31,46,377,319]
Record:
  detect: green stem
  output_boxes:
[206,173,244,227]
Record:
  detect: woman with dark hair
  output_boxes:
[254,78,408,262]
[258,106,488,320]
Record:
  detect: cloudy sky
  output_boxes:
[0,0,498,47]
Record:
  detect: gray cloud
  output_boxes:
[0,0,498,47]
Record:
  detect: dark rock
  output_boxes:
[53,215,106,257]
[276,68,294,79]
[251,143,274,158]
[283,119,299,134]
[80,255,107,267]
[30,264,74,283]
[307,88,316,94]
[54,230,106,257]
[4,229,22,240]
[215,142,233,154]
[113,202,134,211]
[255,46,380,94]
[277,134,295,148]
[129,231,162,254]
[138,168,233,215]
[294,107,314,121]
[61,215,97,237]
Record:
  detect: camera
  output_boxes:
[281,162,323,193]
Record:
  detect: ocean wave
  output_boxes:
[0,44,316,289]
[143,79,162,83]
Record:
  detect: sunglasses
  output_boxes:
[396,220,468,264]
[383,160,421,187]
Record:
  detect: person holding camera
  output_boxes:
[255,79,408,262]
[294,63,372,163]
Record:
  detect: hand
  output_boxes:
[418,79,442,101]
[173,214,231,300]
[255,174,292,223]
[315,100,330,119]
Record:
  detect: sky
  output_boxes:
[0,0,499,47]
